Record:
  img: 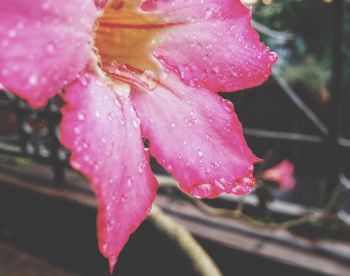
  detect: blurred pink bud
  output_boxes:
[262,160,295,190]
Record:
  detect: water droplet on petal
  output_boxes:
[197,149,204,157]
[222,99,234,113]
[121,194,127,202]
[138,165,144,174]
[268,51,278,62]
[77,112,86,121]
[214,180,225,190]
[127,177,134,187]
[8,29,17,38]
[73,127,80,134]
[71,160,82,170]
[191,183,213,198]
[114,98,121,107]
[133,118,140,128]
[28,74,38,86]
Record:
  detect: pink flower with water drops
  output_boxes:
[262,160,296,190]
[0,0,277,271]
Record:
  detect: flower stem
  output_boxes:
[148,205,223,276]
[189,196,314,230]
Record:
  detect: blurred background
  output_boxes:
[0,0,349,275]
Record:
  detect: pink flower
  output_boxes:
[0,0,277,271]
[262,160,296,190]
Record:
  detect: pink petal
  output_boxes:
[131,72,260,199]
[0,0,96,108]
[141,0,277,92]
[60,72,158,272]
[262,160,295,190]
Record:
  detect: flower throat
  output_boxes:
[94,0,175,87]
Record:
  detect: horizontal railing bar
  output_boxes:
[244,128,323,144]
[0,141,21,153]
[253,20,294,42]
[338,137,350,148]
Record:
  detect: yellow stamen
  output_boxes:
[94,0,173,78]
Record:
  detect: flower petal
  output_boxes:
[60,72,158,271]
[141,0,277,92]
[0,0,96,108]
[262,160,295,190]
[132,72,259,199]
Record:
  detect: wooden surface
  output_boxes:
[0,162,349,275]
[0,242,76,276]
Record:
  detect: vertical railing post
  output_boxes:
[47,100,65,187]
[325,0,345,204]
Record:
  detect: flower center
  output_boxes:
[94,0,173,88]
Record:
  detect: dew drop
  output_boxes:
[80,76,88,86]
[138,164,144,174]
[83,155,90,162]
[71,160,82,170]
[77,112,86,121]
[214,180,225,190]
[191,183,213,198]
[197,149,204,157]
[222,99,234,113]
[107,220,115,230]
[8,29,17,38]
[121,194,127,202]
[127,177,134,187]
[114,98,121,107]
[189,78,199,87]
[28,74,38,86]
[73,126,80,134]
[268,51,278,62]
[205,8,213,19]
[133,118,140,128]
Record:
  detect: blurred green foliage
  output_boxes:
[252,0,349,102]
